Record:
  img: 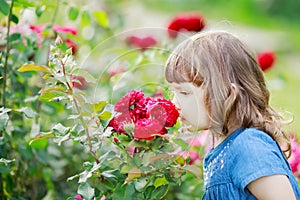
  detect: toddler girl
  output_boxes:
[165,31,300,199]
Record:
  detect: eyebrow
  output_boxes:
[173,86,181,90]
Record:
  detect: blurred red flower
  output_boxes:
[125,36,157,51]
[109,90,179,140]
[29,24,45,34]
[257,51,276,71]
[30,24,78,36]
[74,194,82,200]
[29,24,78,55]
[167,12,205,38]
[289,136,300,178]
[178,130,211,165]
[70,75,88,90]
[65,39,78,55]
[53,25,78,35]
[179,150,201,165]
[108,66,126,77]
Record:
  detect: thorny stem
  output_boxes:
[1,0,15,107]
[60,53,99,164]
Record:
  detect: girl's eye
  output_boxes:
[180,91,190,95]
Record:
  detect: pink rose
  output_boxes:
[289,136,300,178]
[125,36,157,51]
[74,194,82,200]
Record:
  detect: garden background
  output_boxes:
[1,0,300,199]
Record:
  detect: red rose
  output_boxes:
[133,118,167,140]
[109,113,133,134]
[167,13,205,38]
[109,90,179,140]
[114,90,144,112]
[70,75,88,90]
[125,36,157,51]
[257,51,276,71]
[143,98,179,127]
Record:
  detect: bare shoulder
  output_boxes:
[247,174,296,200]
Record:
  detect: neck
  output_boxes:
[213,118,241,147]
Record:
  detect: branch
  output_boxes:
[1,0,15,107]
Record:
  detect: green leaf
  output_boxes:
[68,6,79,21]
[18,63,51,73]
[175,155,185,166]
[83,162,93,171]
[93,11,109,28]
[134,177,148,192]
[39,87,68,102]
[0,0,9,16]
[173,138,189,150]
[150,185,168,200]
[52,123,70,136]
[98,111,112,120]
[29,137,48,149]
[78,182,94,200]
[183,165,202,178]
[88,101,108,113]
[145,186,155,199]
[0,158,15,166]
[0,109,10,131]
[56,132,71,146]
[81,10,91,27]
[15,107,38,118]
[101,170,117,179]
[112,183,136,200]
[7,32,21,42]
[154,176,169,188]
[0,166,11,174]
[29,132,54,146]
[71,124,84,136]
[11,14,18,24]
[35,5,45,17]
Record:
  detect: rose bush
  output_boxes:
[15,37,206,199]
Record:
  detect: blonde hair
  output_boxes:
[165,31,291,156]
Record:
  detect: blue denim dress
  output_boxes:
[202,127,300,199]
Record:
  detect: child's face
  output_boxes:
[170,82,210,131]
